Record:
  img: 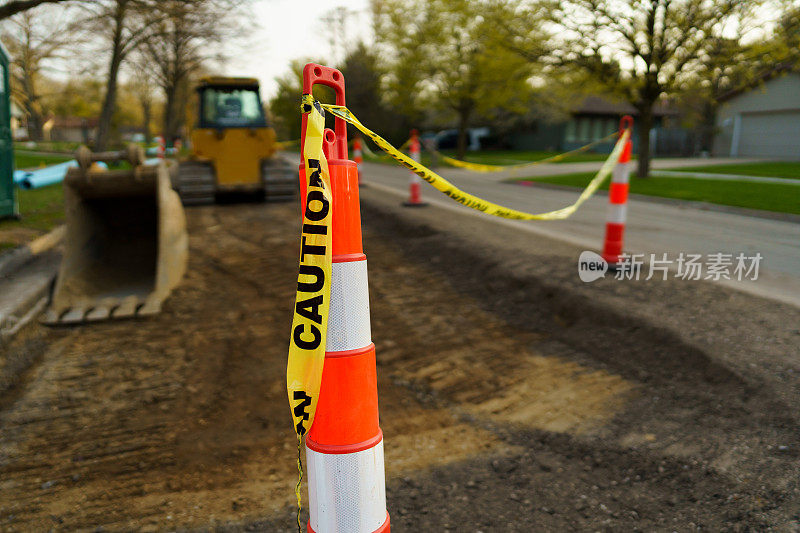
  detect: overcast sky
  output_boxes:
[225,0,374,99]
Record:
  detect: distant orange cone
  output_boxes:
[602,116,633,267]
[353,136,364,186]
[403,129,427,207]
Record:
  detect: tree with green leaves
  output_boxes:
[372,0,536,159]
[675,3,800,154]
[268,59,309,142]
[533,0,770,177]
[267,59,337,141]
[339,42,411,145]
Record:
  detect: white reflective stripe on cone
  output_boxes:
[611,162,631,184]
[607,204,628,224]
[307,440,388,533]
[327,259,371,352]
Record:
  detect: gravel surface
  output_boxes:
[0,192,798,531]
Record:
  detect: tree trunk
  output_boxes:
[456,107,471,160]
[95,4,127,152]
[636,104,654,178]
[96,50,123,151]
[141,98,151,144]
[22,75,43,141]
[700,101,717,154]
[162,82,177,143]
[167,78,188,142]
[25,107,43,141]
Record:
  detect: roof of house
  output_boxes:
[52,117,99,128]
[718,63,797,102]
[574,95,678,117]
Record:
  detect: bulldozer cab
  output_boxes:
[198,82,268,129]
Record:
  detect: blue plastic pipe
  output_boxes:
[13,160,79,190]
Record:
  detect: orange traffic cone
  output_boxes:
[403,129,427,207]
[602,115,634,267]
[353,136,364,186]
[298,63,390,533]
[156,135,165,159]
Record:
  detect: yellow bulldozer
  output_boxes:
[175,77,296,204]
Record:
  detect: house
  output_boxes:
[507,96,684,155]
[47,116,99,144]
[9,98,27,139]
[714,71,800,159]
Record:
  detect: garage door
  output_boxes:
[738,111,800,158]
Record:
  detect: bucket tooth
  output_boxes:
[59,308,87,324]
[111,296,140,319]
[138,297,163,316]
[84,305,113,322]
[41,309,61,325]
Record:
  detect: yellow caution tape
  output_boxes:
[352,137,406,161]
[276,139,301,149]
[303,94,628,221]
[427,133,618,173]
[287,97,334,525]
[353,138,384,159]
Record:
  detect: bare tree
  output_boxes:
[78,0,169,150]
[127,53,157,143]
[0,0,72,20]
[1,6,80,139]
[142,0,246,142]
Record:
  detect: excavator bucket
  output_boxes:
[43,146,188,324]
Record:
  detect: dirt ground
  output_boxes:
[1,190,799,531]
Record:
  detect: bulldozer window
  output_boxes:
[200,87,268,129]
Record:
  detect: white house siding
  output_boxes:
[714,73,800,159]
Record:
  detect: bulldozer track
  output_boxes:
[176,161,216,205]
[261,158,297,202]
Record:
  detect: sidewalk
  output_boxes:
[0,227,63,340]
[651,169,800,185]
[472,157,764,183]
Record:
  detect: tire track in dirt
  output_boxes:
[2,195,797,531]
[354,193,800,531]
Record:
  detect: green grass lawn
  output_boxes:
[16,140,81,154]
[515,173,800,215]
[0,184,65,249]
[437,149,612,166]
[14,149,73,169]
[672,161,800,179]
[362,147,613,168]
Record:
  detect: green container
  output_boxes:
[0,42,17,219]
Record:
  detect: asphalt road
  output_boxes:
[357,158,800,308]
